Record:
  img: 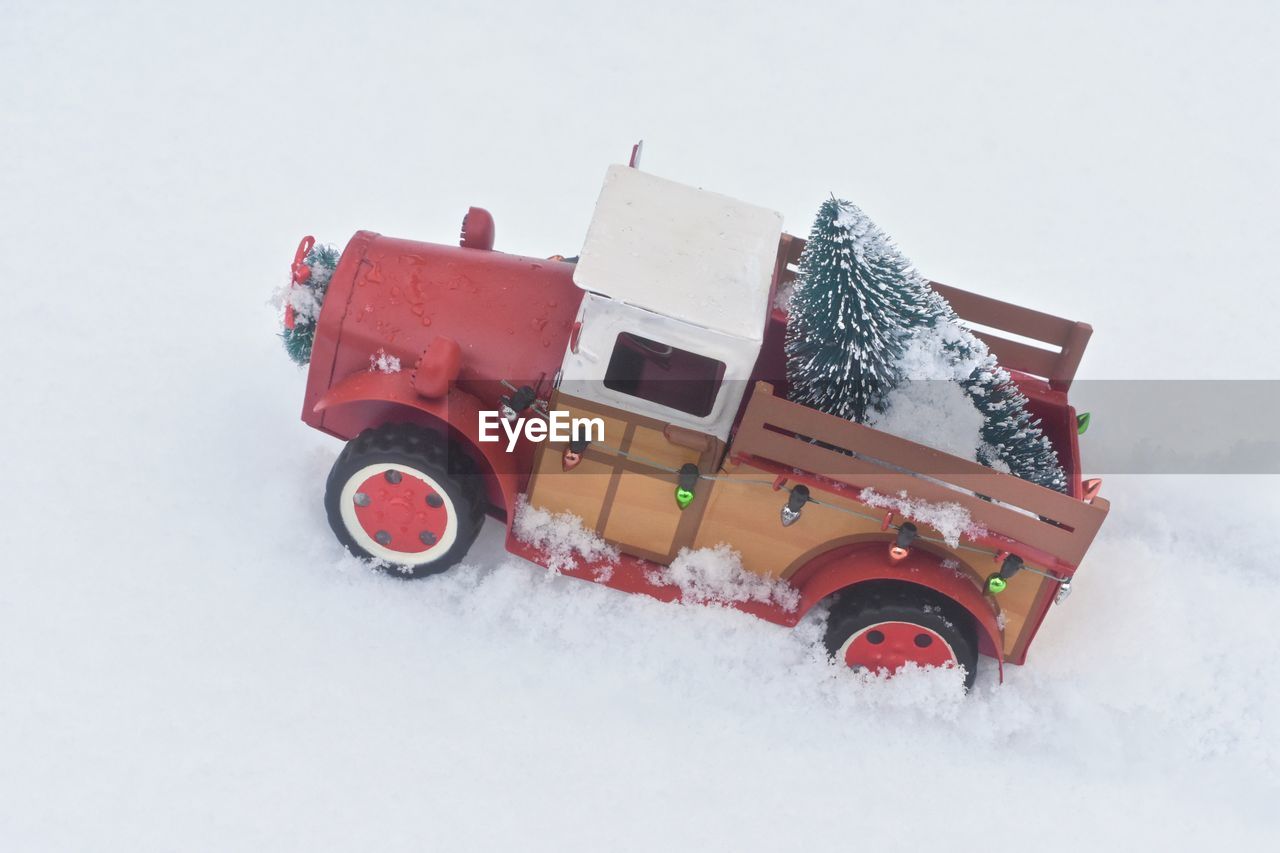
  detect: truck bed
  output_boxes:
[742,233,1107,568]
[730,382,1108,570]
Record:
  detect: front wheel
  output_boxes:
[824,581,980,690]
[324,423,486,578]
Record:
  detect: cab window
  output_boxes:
[603,332,725,417]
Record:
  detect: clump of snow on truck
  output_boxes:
[512,496,619,576]
[865,319,989,461]
[649,545,800,611]
[859,488,986,548]
[368,348,401,373]
[272,242,338,326]
[514,498,799,610]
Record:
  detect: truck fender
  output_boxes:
[789,542,1005,679]
[313,369,522,518]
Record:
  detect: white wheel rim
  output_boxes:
[338,462,459,567]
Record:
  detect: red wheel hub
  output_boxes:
[351,469,449,554]
[842,621,957,674]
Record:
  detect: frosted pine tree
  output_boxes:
[784,198,941,422]
[926,323,1070,492]
[784,197,1069,493]
[965,355,1069,492]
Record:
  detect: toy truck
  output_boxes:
[287,161,1110,687]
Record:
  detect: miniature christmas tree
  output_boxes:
[965,355,1069,492]
[784,198,1069,493]
[784,198,942,422]
[923,321,1070,492]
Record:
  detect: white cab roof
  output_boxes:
[573,165,784,341]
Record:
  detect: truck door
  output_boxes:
[527,329,728,564]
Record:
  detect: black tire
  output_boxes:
[324,422,486,578]
[824,581,980,690]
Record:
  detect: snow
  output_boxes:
[649,544,801,611]
[512,495,619,575]
[271,245,337,326]
[895,317,988,383]
[368,348,401,373]
[276,279,324,325]
[864,319,1006,466]
[860,309,1016,472]
[868,378,986,461]
[835,203,888,258]
[860,488,987,548]
[3,2,1280,850]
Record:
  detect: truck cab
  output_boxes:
[530,165,783,561]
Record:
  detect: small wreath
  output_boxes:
[279,236,340,365]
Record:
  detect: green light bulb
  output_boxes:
[675,487,694,509]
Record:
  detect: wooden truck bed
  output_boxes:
[731,382,1109,569]
[696,234,1113,662]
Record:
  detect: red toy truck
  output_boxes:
[285,161,1110,687]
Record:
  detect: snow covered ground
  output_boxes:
[3,2,1278,850]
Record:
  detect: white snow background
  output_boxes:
[3,1,1279,850]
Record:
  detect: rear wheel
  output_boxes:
[325,423,486,577]
[824,581,979,689]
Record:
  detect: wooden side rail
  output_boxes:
[773,234,1091,392]
[930,282,1091,392]
[733,382,1109,566]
